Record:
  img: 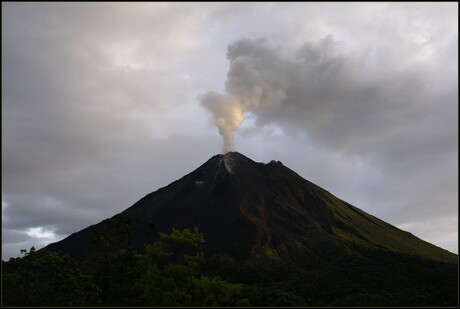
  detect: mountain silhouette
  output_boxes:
[45,152,456,264]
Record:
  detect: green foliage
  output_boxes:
[189,276,246,306]
[2,248,99,306]
[161,227,205,248]
[135,227,247,306]
[3,225,457,306]
[88,249,148,305]
[145,227,204,263]
[4,226,221,307]
[90,216,135,250]
[201,243,458,306]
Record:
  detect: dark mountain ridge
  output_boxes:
[46,152,457,264]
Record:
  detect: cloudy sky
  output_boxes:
[2,2,458,260]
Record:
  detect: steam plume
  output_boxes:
[200,92,243,153]
[200,35,431,154]
[199,38,289,153]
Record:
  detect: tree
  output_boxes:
[2,248,99,306]
[135,227,250,306]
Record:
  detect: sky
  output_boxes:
[2,2,458,260]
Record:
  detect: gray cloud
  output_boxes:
[201,33,456,176]
[2,2,457,259]
[2,229,31,245]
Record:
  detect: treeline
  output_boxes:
[3,227,238,306]
[2,218,458,306]
[201,247,458,307]
[2,221,302,307]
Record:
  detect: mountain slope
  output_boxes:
[45,152,457,264]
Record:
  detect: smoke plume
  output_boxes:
[199,38,290,153]
[200,92,243,153]
[200,35,439,156]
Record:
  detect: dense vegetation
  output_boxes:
[3,218,250,307]
[2,219,458,306]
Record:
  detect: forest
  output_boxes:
[2,218,458,306]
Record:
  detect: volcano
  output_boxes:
[46,152,456,264]
[39,152,458,306]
